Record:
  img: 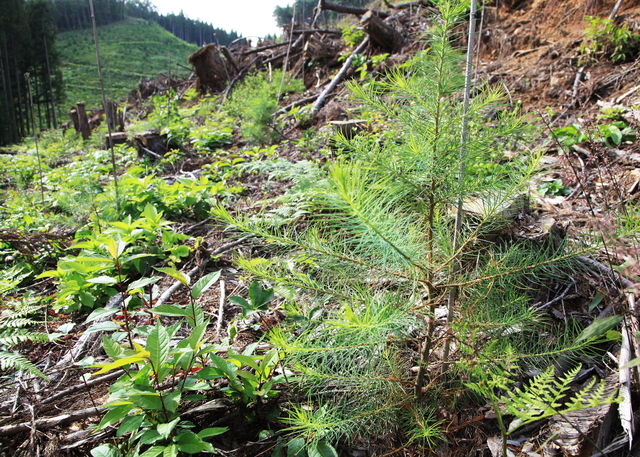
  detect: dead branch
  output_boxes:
[220,46,239,74]
[41,372,122,405]
[311,36,370,116]
[242,41,292,56]
[274,95,320,116]
[292,29,341,35]
[0,406,105,437]
[262,50,302,67]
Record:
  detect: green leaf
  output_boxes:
[86,322,124,333]
[130,393,164,410]
[163,444,178,457]
[174,431,209,454]
[157,417,180,439]
[128,276,162,291]
[91,444,122,457]
[143,203,160,222]
[139,429,162,445]
[589,292,604,311]
[117,414,145,436]
[86,307,121,323]
[103,336,125,360]
[308,441,338,457]
[287,437,306,457]
[86,275,119,285]
[194,367,225,380]
[189,322,208,350]
[228,296,250,310]
[191,271,221,299]
[197,427,229,439]
[163,390,181,413]
[138,446,166,457]
[608,125,623,145]
[152,304,191,317]
[92,353,147,374]
[95,405,134,432]
[155,267,190,286]
[147,322,170,382]
[622,357,640,369]
[229,353,260,371]
[186,304,205,328]
[576,315,623,342]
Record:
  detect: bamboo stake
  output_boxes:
[442,0,478,367]
[88,0,120,212]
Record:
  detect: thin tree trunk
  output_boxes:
[1,41,18,143]
[11,35,26,138]
[42,29,58,128]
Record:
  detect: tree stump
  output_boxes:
[361,11,404,53]
[188,44,233,94]
[75,102,91,140]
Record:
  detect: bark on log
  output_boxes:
[361,10,404,52]
[320,0,390,18]
[311,36,370,117]
[188,44,231,94]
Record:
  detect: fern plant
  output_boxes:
[0,268,49,379]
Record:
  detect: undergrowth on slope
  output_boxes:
[213,0,616,452]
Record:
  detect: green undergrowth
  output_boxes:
[0,1,630,456]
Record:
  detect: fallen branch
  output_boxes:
[0,406,105,437]
[292,29,341,35]
[310,36,370,116]
[274,95,320,116]
[41,371,122,405]
[242,41,292,56]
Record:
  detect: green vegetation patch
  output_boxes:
[57,18,197,110]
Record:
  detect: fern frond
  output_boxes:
[0,331,50,347]
[503,365,619,433]
[0,351,48,380]
[4,317,43,328]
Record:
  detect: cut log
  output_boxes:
[188,44,231,94]
[320,0,390,18]
[361,10,404,52]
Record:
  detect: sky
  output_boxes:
[150,0,293,39]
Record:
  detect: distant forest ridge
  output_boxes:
[47,0,242,47]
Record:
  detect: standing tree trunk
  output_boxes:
[42,30,57,128]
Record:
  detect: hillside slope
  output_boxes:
[57,18,198,110]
